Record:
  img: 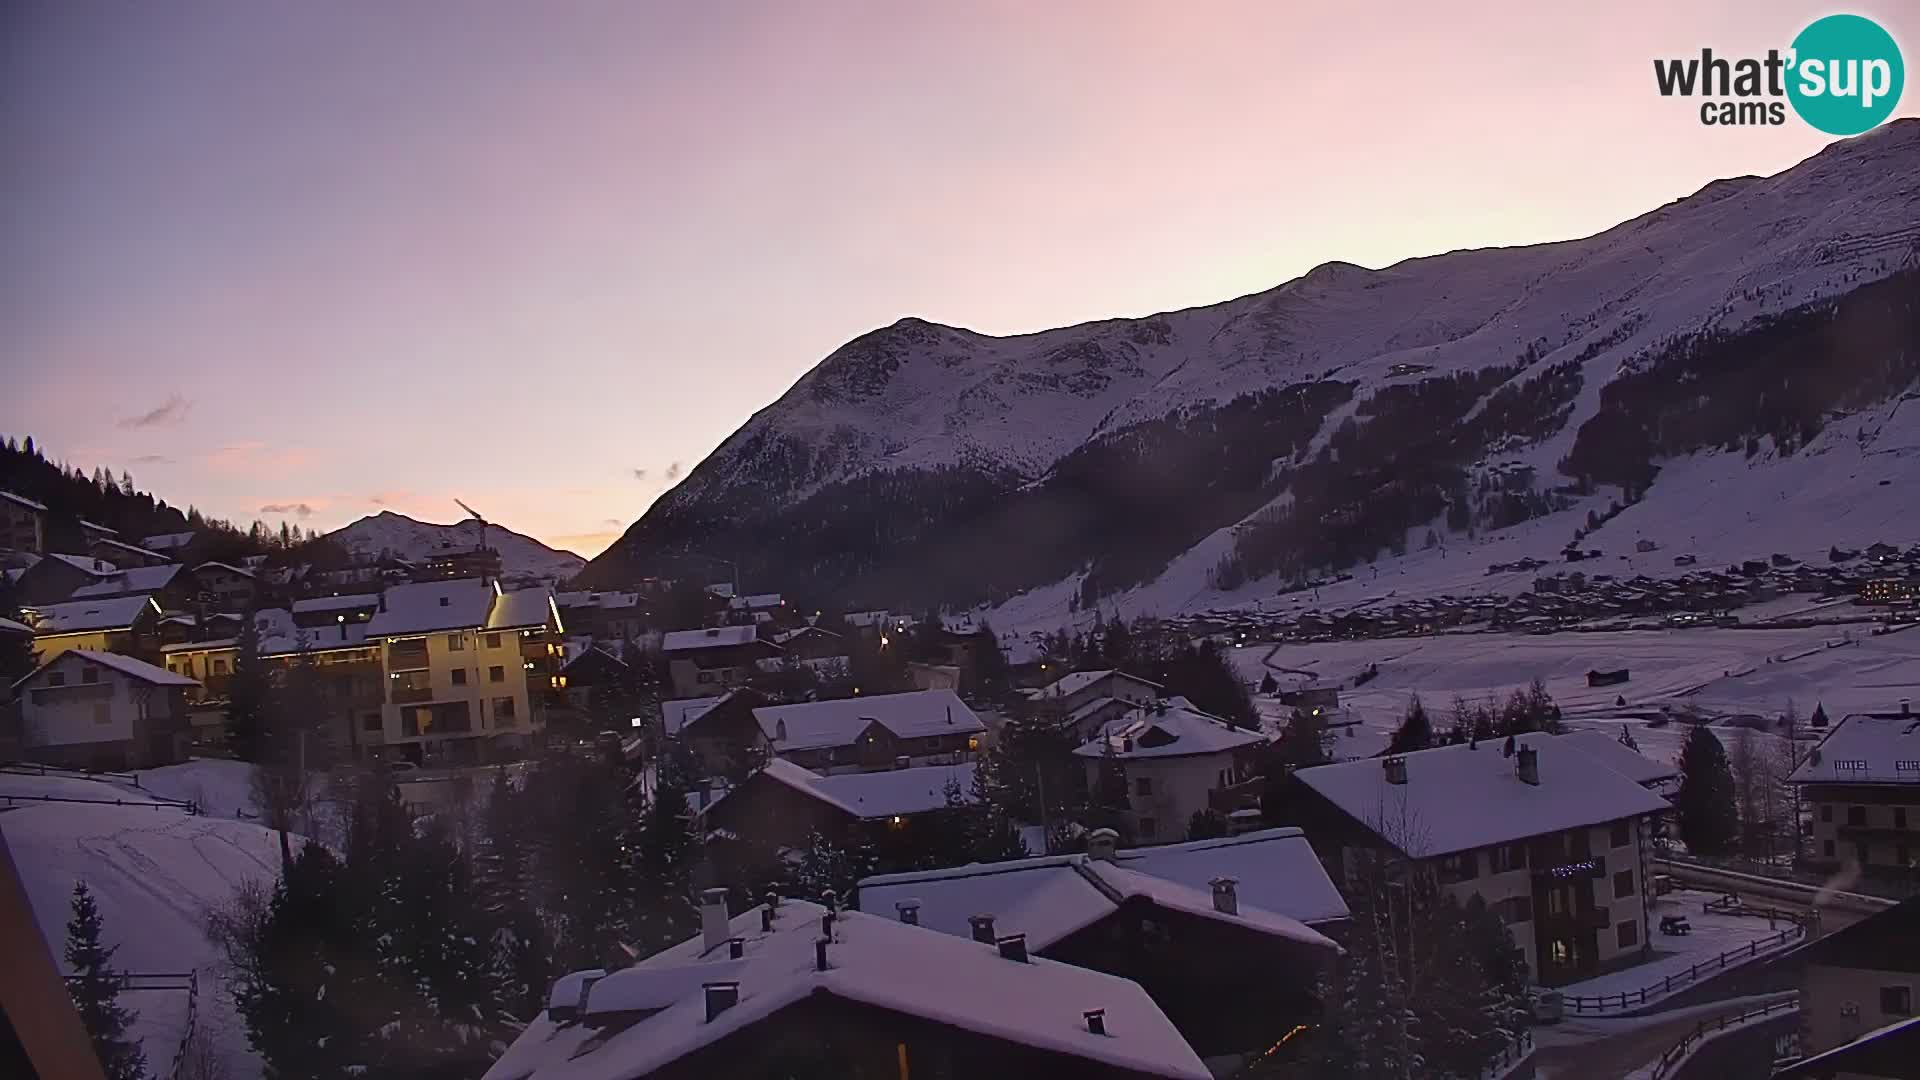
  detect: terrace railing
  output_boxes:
[1561,924,1804,1015]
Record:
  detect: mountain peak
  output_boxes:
[327,510,585,584]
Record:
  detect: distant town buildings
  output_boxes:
[0,490,47,554]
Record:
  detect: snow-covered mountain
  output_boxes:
[328,510,585,584]
[585,122,1920,621]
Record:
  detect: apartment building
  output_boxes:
[190,561,258,610]
[162,619,385,760]
[0,490,46,553]
[1792,707,1920,879]
[364,578,560,765]
[1292,733,1670,985]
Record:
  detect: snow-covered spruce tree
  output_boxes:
[64,882,146,1080]
[224,609,270,763]
[1386,694,1434,754]
[232,843,366,1080]
[474,770,550,1021]
[630,739,700,958]
[1676,724,1739,855]
[785,831,875,908]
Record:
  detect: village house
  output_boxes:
[767,624,849,671]
[137,531,198,558]
[363,578,560,766]
[1790,707,1920,880]
[753,689,986,775]
[661,624,782,697]
[1073,699,1267,844]
[1289,732,1670,985]
[1027,668,1165,737]
[860,827,1346,1057]
[0,490,46,554]
[23,594,163,663]
[290,592,381,629]
[1780,896,1919,1072]
[695,757,977,852]
[87,536,171,570]
[13,649,197,770]
[552,588,649,641]
[190,561,259,610]
[485,893,1214,1080]
[9,553,118,605]
[66,564,189,611]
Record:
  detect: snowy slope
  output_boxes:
[591,121,1920,617]
[3,798,289,1080]
[328,510,585,583]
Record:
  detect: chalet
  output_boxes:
[1073,700,1266,844]
[190,561,258,610]
[290,592,381,628]
[1586,667,1631,688]
[9,553,117,605]
[0,490,46,554]
[1789,707,1920,880]
[1780,896,1920,1072]
[138,531,198,557]
[66,564,188,610]
[551,589,648,640]
[77,520,117,546]
[87,536,171,570]
[727,592,786,624]
[767,625,849,670]
[861,828,1345,1056]
[23,594,162,662]
[753,689,985,775]
[13,650,196,770]
[1027,669,1165,721]
[485,894,1213,1080]
[697,757,977,851]
[1290,734,1669,985]
[670,690,772,777]
[1276,682,1341,712]
[662,624,781,697]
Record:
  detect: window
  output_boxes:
[1616,920,1639,949]
[1610,820,1631,848]
[1824,839,1836,857]
[447,633,466,651]
[489,665,505,683]
[82,666,99,684]
[1134,777,1152,797]
[697,671,715,684]
[1882,985,1912,1016]
[495,697,516,720]
[1139,817,1157,840]
[362,713,382,732]
[1439,852,1478,884]
[1489,843,1527,873]
[213,658,228,675]
[484,633,502,649]
[48,671,67,687]
[1503,896,1534,924]
[93,703,112,724]
[1820,804,1833,823]
[1848,806,1868,827]
[451,669,467,686]
[1613,869,1635,899]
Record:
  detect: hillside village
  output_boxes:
[4,440,1919,1080]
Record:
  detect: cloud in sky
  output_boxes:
[129,454,173,465]
[601,517,623,527]
[117,394,191,429]
[665,461,683,480]
[259,501,316,518]
[632,468,648,481]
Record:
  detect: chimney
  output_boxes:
[1084,1009,1107,1036]
[814,937,830,971]
[1210,876,1239,916]
[704,981,740,1022]
[896,899,921,925]
[996,934,1029,963]
[728,937,745,959]
[701,888,731,953]
[760,906,774,933]
[969,914,996,944]
[1902,699,1912,716]
[1087,827,1119,862]
[1517,745,1540,786]
[1383,756,1408,785]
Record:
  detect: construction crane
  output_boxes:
[455,498,489,554]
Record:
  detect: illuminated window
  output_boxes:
[967,735,980,751]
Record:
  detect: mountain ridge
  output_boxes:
[327,510,585,584]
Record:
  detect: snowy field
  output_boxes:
[2,768,292,1080]
[1232,624,1920,765]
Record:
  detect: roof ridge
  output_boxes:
[1072,859,1129,905]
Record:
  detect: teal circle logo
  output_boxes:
[1787,15,1904,135]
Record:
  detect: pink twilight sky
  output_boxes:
[2,2,1915,558]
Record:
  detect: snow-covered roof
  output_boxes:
[42,553,117,577]
[485,898,1210,1080]
[1072,700,1265,760]
[807,762,976,819]
[727,592,784,610]
[1033,668,1162,700]
[0,615,31,635]
[23,594,158,635]
[486,587,557,631]
[192,560,256,579]
[78,519,116,536]
[770,625,842,645]
[90,536,166,561]
[15,648,197,691]
[1546,728,1677,784]
[138,531,197,551]
[662,694,727,736]
[753,689,985,752]
[862,826,1350,933]
[1789,712,1920,786]
[661,624,762,652]
[289,592,379,614]
[259,624,372,656]
[0,489,47,512]
[553,589,641,610]
[1294,736,1671,858]
[364,578,495,636]
[68,564,183,599]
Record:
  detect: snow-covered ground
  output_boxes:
[1559,889,1802,1006]
[4,790,289,1080]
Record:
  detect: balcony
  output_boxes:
[386,641,430,669]
[391,686,434,705]
[1539,906,1610,933]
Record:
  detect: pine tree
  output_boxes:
[1186,808,1228,840]
[0,578,38,689]
[1676,725,1739,855]
[1386,695,1434,754]
[474,771,550,1021]
[225,611,270,762]
[64,882,147,1080]
[786,831,874,907]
